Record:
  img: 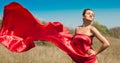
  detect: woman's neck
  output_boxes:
[82,21,91,27]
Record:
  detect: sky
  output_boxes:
[0,0,120,29]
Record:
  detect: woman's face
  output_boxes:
[83,10,94,22]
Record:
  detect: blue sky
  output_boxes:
[0,0,120,29]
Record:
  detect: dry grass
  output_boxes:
[93,36,120,63]
[0,36,120,63]
[0,45,73,63]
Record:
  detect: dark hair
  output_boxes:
[82,8,94,16]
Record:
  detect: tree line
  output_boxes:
[92,21,120,38]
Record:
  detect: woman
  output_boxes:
[0,2,110,63]
[71,8,110,63]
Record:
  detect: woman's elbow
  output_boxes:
[105,42,110,48]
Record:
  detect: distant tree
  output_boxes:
[40,20,46,24]
[109,27,120,38]
[0,19,2,27]
[67,27,74,34]
[92,21,109,35]
[0,19,1,22]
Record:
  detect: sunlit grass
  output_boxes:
[93,36,120,63]
[0,36,120,63]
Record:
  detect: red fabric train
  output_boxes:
[0,2,96,63]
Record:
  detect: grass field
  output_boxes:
[0,36,120,63]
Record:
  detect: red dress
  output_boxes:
[0,2,96,63]
[69,34,97,63]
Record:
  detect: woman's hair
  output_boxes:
[82,8,94,16]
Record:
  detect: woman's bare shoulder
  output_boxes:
[90,25,101,36]
[90,25,97,31]
[76,25,82,29]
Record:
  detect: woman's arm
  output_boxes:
[90,26,110,55]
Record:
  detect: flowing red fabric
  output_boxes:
[0,2,96,63]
